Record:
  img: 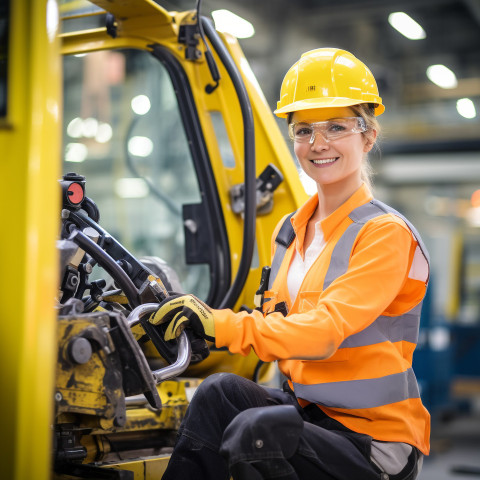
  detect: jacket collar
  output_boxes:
[290,184,373,256]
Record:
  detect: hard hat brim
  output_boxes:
[274,97,385,118]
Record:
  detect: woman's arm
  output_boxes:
[214,216,420,362]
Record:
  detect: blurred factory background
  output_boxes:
[60,1,480,478]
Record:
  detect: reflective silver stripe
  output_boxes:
[293,368,420,409]
[338,306,422,349]
[323,201,387,290]
[348,201,385,223]
[323,200,430,291]
[323,222,363,290]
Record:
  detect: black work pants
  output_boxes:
[162,373,419,480]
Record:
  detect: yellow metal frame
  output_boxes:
[0,1,62,479]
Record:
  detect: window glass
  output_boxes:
[63,49,209,298]
[210,111,235,168]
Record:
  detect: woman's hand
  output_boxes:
[149,294,215,342]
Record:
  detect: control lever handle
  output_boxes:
[127,303,192,383]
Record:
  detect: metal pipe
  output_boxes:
[152,330,191,383]
[125,394,148,407]
[127,303,159,327]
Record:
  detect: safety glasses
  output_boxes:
[288,117,367,144]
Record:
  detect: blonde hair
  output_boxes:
[350,104,380,191]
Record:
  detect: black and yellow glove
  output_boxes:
[149,294,215,342]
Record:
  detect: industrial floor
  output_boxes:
[418,412,480,479]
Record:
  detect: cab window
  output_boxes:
[62,49,211,298]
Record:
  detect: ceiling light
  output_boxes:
[388,12,426,40]
[131,95,151,115]
[457,98,476,119]
[426,64,458,89]
[212,9,255,39]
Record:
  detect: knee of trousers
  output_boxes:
[191,372,243,405]
[220,405,304,462]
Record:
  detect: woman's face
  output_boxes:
[291,107,375,190]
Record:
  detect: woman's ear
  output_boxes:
[363,129,377,153]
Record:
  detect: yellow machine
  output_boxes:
[0,1,307,478]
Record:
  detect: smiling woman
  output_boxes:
[157,47,431,480]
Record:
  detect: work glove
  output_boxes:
[149,294,215,342]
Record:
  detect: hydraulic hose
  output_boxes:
[201,17,256,310]
[69,229,141,308]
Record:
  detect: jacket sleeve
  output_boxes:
[214,216,420,362]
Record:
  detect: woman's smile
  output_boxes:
[310,157,339,166]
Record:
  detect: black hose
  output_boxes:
[69,229,141,308]
[196,0,220,93]
[201,18,256,310]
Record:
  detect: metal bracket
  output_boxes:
[230,164,284,216]
[105,13,117,39]
[178,23,202,61]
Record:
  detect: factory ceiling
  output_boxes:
[163,0,480,153]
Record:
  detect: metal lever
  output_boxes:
[127,303,192,383]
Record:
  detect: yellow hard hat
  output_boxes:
[274,48,385,118]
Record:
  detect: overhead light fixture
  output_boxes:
[457,98,476,119]
[426,64,458,89]
[388,12,426,40]
[212,9,255,39]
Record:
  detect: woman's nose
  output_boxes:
[310,131,329,149]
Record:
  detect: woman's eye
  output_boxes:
[295,127,313,136]
[328,122,347,133]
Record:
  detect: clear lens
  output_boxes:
[289,117,367,143]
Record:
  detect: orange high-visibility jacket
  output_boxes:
[215,184,431,454]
